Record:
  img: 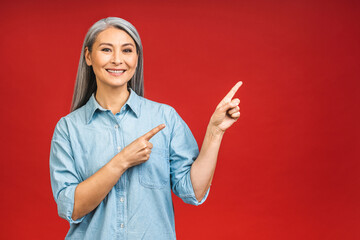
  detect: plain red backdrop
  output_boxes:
[0,0,359,239]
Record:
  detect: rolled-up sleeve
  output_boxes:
[169,108,210,206]
[49,117,84,224]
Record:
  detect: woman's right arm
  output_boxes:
[71,124,165,221]
[71,155,126,221]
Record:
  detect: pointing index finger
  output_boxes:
[221,81,243,103]
[143,124,166,141]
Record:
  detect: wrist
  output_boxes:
[206,123,225,139]
[108,153,129,175]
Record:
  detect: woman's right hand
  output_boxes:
[117,124,166,169]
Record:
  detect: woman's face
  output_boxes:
[85,27,138,90]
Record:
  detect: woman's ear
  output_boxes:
[85,47,92,66]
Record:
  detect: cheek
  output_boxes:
[93,54,110,68]
[132,57,138,69]
[125,54,138,67]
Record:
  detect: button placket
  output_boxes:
[113,109,128,235]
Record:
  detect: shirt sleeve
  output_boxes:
[169,108,210,206]
[49,117,85,224]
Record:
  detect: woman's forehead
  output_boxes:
[94,27,135,46]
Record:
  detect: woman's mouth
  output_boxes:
[106,69,126,76]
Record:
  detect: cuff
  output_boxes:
[57,184,85,224]
[179,173,210,206]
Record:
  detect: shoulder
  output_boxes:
[52,105,87,139]
[140,96,187,131]
[65,104,88,122]
[139,96,187,132]
[140,96,177,116]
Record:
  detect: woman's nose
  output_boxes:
[112,51,123,65]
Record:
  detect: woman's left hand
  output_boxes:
[209,81,243,133]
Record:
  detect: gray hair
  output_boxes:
[70,17,144,112]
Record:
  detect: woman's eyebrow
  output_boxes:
[122,43,135,47]
[98,42,135,47]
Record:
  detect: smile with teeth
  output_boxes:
[107,69,125,73]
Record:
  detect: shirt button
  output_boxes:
[114,125,119,129]
[117,146,121,152]
[120,197,124,202]
[120,223,124,228]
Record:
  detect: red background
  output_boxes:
[0,0,359,239]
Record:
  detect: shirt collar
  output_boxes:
[85,88,141,124]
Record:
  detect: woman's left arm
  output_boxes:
[190,81,243,202]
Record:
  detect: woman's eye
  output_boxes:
[123,48,133,53]
[102,48,111,52]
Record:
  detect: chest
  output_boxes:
[68,115,170,182]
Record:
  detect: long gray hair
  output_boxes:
[70,17,144,112]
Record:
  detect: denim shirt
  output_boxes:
[49,88,209,239]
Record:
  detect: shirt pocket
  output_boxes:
[139,147,169,189]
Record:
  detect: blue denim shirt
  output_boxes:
[49,88,209,239]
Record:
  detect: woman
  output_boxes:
[50,17,242,239]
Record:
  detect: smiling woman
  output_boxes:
[84,28,138,102]
[49,17,242,240]
[70,17,144,113]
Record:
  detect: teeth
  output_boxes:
[107,69,125,73]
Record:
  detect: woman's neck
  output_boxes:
[95,84,130,115]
